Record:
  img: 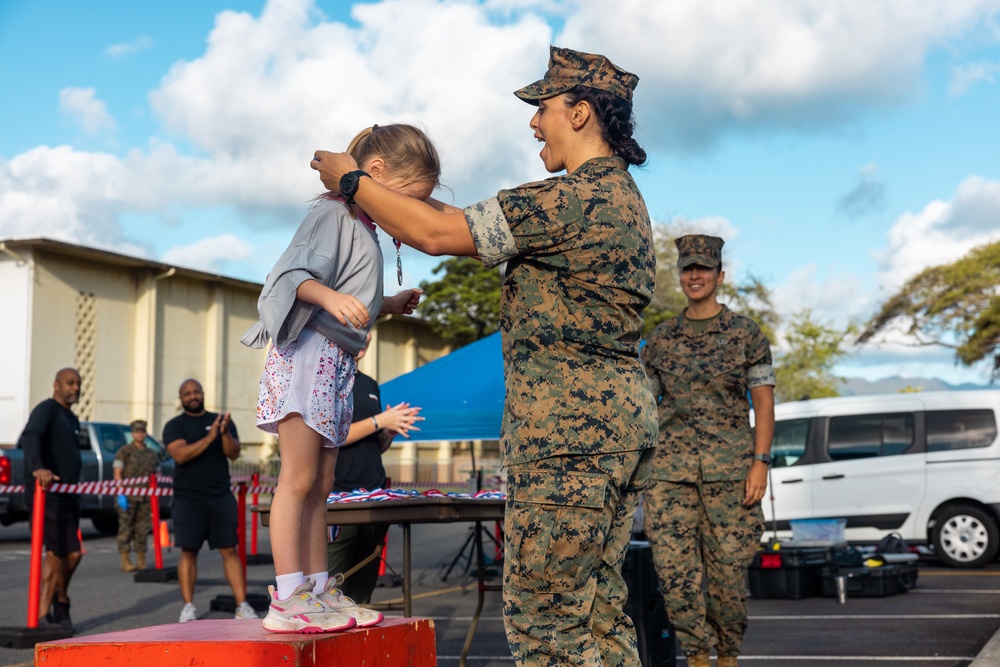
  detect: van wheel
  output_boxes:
[932,506,999,568]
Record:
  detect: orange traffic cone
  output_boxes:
[159,520,172,552]
[77,527,87,555]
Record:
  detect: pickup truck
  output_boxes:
[0,421,174,534]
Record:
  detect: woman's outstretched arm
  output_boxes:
[312,150,477,257]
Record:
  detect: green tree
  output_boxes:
[774,310,855,402]
[720,275,779,344]
[417,257,502,348]
[859,239,1000,378]
[643,225,686,335]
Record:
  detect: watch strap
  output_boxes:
[340,169,370,206]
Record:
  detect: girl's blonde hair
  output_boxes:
[346,123,441,190]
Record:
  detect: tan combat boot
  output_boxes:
[717,657,739,667]
[687,654,711,667]
[120,552,136,572]
[135,552,147,571]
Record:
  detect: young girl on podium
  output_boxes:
[242,124,439,633]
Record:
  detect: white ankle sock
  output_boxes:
[275,571,305,600]
[309,571,329,594]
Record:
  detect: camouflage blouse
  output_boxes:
[642,305,776,482]
[464,156,658,466]
[113,444,159,486]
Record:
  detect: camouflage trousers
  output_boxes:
[503,449,653,667]
[116,497,152,554]
[643,479,763,657]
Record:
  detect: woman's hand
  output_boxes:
[311,151,359,193]
[382,289,423,315]
[377,402,423,440]
[743,461,769,506]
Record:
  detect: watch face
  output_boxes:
[340,172,359,198]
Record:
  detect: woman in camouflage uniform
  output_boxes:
[641,235,776,667]
[312,46,657,667]
[113,420,160,572]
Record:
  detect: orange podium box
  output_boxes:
[34,617,436,667]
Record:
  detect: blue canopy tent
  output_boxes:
[380,332,505,442]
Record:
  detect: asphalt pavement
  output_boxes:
[1,516,999,666]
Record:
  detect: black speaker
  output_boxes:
[622,540,677,667]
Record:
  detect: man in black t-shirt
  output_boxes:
[163,378,257,622]
[20,367,83,629]
[326,371,421,603]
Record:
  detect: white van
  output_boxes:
[763,390,1000,568]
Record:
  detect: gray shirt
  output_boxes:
[240,197,383,357]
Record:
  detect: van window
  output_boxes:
[926,409,998,452]
[772,419,809,467]
[827,412,914,461]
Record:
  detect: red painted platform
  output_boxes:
[34,617,436,667]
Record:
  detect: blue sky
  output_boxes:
[2,0,999,386]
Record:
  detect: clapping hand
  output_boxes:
[378,402,424,440]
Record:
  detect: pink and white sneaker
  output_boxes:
[262,581,356,633]
[316,574,384,627]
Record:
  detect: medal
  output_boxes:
[394,238,403,286]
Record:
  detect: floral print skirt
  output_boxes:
[256,326,355,448]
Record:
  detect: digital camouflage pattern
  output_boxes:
[515,46,639,104]
[644,478,763,657]
[641,305,775,482]
[114,444,159,554]
[641,303,774,657]
[464,155,657,667]
[465,156,658,468]
[504,449,653,667]
[675,234,724,269]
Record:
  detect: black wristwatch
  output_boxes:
[753,453,772,466]
[340,169,370,206]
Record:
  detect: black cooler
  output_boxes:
[623,540,677,667]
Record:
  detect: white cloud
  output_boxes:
[559,0,1000,149]
[950,60,1000,94]
[875,175,1000,292]
[825,175,1000,381]
[148,0,551,205]
[105,35,155,59]
[161,234,255,273]
[59,87,116,134]
[772,264,868,324]
[3,0,1000,292]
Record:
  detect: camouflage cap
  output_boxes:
[675,234,724,269]
[514,46,639,105]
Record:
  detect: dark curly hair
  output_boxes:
[563,85,646,166]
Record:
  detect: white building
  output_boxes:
[0,237,465,475]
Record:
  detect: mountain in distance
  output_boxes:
[839,376,995,396]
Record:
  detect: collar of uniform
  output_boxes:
[576,155,628,173]
[675,303,733,337]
